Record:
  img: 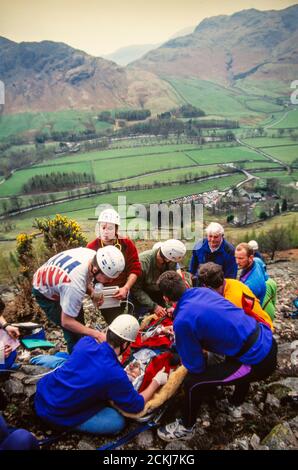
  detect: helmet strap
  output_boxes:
[101,238,122,251]
[119,341,130,356]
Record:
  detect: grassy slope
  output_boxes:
[165,78,284,122]
[0,110,111,140]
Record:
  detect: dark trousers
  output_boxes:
[182,338,277,427]
[129,290,166,318]
[0,415,39,450]
[32,288,84,354]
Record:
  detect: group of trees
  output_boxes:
[115,117,238,140]
[240,220,298,260]
[23,172,95,193]
[97,109,151,124]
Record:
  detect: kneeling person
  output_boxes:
[156,271,277,442]
[34,315,167,435]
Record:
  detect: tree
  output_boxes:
[259,226,289,260]
[281,199,288,212]
[273,202,280,215]
[259,211,268,221]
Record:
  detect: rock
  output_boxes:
[289,416,298,432]
[227,437,250,450]
[77,440,96,450]
[165,441,192,450]
[136,430,154,448]
[239,402,260,418]
[291,340,298,350]
[20,365,49,375]
[265,393,280,408]
[5,379,24,396]
[266,378,298,399]
[10,371,27,381]
[250,434,260,449]
[291,350,298,367]
[24,384,36,398]
[261,422,298,450]
[279,378,298,392]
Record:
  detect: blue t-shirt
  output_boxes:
[240,260,267,303]
[35,337,144,427]
[189,238,237,279]
[173,288,272,374]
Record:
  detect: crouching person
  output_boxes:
[156,271,277,442]
[34,315,168,435]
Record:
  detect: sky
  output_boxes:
[0,0,296,56]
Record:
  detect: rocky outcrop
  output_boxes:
[0,258,297,450]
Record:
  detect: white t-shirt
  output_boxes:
[33,248,95,318]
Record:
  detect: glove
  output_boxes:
[153,367,168,386]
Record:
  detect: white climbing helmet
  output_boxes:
[160,239,186,262]
[248,240,259,251]
[152,241,163,251]
[108,314,140,342]
[98,209,120,226]
[96,245,125,279]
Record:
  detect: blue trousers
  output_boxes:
[0,415,39,450]
[75,407,126,435]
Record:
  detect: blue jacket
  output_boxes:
[254,257,269,281]
[35,337,144,427]
[240,260,267,303]
[189,238,237,279]
[173,288,272,374]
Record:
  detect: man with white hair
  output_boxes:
[189,222,237,285]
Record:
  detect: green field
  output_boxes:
[92,152,193,183]
[242,161,282,170]
[110,164,226,187]
[259,145,298,164]
[166,78,284,121]
[186,146,265,165]
[0,161,94,197]
[243,99,283,114]
[33,143,199,167]
[252,170,298,184]
[242,137,298,148]
[1,174,245,231]
[235,78,287,98]
[261,109,298,129]
[0,142,267,197]
[0,110,112,140]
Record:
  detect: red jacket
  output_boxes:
[87,237,142,287]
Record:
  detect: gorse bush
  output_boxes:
[33,214,87,256]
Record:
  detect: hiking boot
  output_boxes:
[157,418,195,442]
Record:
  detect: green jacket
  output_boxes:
[131,249,177,311]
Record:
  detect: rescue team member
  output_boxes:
[189,222,237,285]
[34,315,168,435]
[32,246,125,352]
[130,239,186,317]
[198,262,273,330]
[0,298,20,370]
[248,239,264,261]
[235,243,277,320]
[87,208,141,323]
[156,271,277,442]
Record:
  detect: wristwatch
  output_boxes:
[0,322,9,330]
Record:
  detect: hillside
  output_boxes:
[0,38,179,114]
[131,5,298,92]
[1,253,298,451]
